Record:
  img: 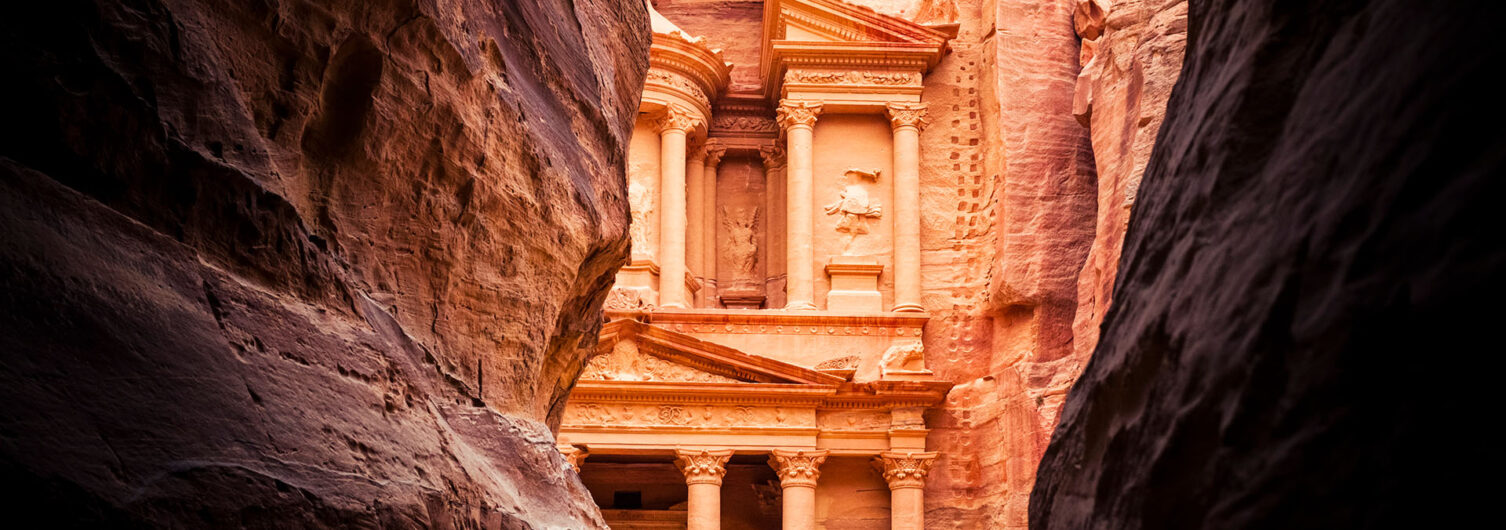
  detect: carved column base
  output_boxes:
[825,256,884,312]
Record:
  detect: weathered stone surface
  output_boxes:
[917,0,1099,527]
[1,0,648,526]
[1069,0,1187,360]
[1033,0,1505,527]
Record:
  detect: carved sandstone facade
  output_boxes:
[564,1,955,528]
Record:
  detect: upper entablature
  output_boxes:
[758,0,951,104]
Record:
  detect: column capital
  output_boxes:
[874,451,938,490]
[557,444,588,471]
[769,449,829,488]
[656,104,704,135]
[703,138,727,166]
[776,100,824,130]
[886,102,929,131]
[676,448,735,486]
[759,144,786,169]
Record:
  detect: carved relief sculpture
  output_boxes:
[720,206,761,289]
[628,183,654,258]
[824,168,884,255]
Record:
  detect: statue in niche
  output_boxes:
[824,168,883,255]
[628,183,653,257]
[721,206,761,288]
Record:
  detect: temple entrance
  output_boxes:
[582,453,783,529]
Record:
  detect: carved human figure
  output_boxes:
[720,206,760,285]
[627,183,653,258]
[824,169,883,255]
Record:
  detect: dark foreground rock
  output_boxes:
[1,0,648,526]
[1032,0,1506,527]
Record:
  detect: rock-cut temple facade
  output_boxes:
[558,1,961,528]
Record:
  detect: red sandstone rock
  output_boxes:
[0,0,648,525]
[1069,0,1187,369]
[1033,0,1506,526]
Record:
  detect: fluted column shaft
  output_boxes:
[656,106,701,309]
[887,103,928,312]
[702,141,726,307]
[777,101,823,310]
[875,451,937,530]
[677,449,733,530]
[770,449,828,530]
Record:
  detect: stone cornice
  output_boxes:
[642,308,929,337]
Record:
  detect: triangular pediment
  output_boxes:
[766,0,950,46]
[587,320,847,385]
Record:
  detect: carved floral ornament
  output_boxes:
[886,102,929,131]
[654,104,705,134]
[759,145,786,169]
[776,100,824,130]
[769,449,829,488]
[703,138,727,165]
[676,448,735,485]
[874,451,937,489]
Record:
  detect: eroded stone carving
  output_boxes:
[785,70,922,86]
[886,102,930,130]
[825,168,883,255]
[881,341,926,372]
[563,403,815,429]
[814,356,860,370]
[720,206,761,288]
[628,183,654,258]
[654,104,704,134]
[712,115,778,133]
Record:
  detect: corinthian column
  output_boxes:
[769,449,828,530]
[886,103,928,312]
[676,448,734,530]
[702,140,727,307]
[656,105,702,309]
[776,100,823,310]
[874,451,937,530]
[686,143,707,303]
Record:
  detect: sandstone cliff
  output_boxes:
[0,0,648,526]
[1033,0,1505,526]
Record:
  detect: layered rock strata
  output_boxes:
[1033,0,1505,527]
[0,0,648,526]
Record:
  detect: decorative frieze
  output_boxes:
[646,68,711,110]
[676,448,735,486]
[563,402,816,429]
[874,451,937,490]
[711,115,779,134]
[784,69,923,87]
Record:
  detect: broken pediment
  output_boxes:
[764,0,951,46]
[589,319,848,386]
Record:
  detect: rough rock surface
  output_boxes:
[914,0,1099,527]
[0,0,648,526]
[1069,0,1186,360]
[1033,0,1505,527]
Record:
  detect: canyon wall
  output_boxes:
[0,0,648,526]
[1033,0,1505,527]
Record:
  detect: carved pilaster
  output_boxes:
[656,104,704,134]
[874,451,937,490]
[557,444,588,471]
[676,448,735,486]
[776,100,824,131]
[769,449,829,488]
[886,102,929,131]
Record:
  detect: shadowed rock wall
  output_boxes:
[1033,0,1505,527]
[0,0,648,526]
